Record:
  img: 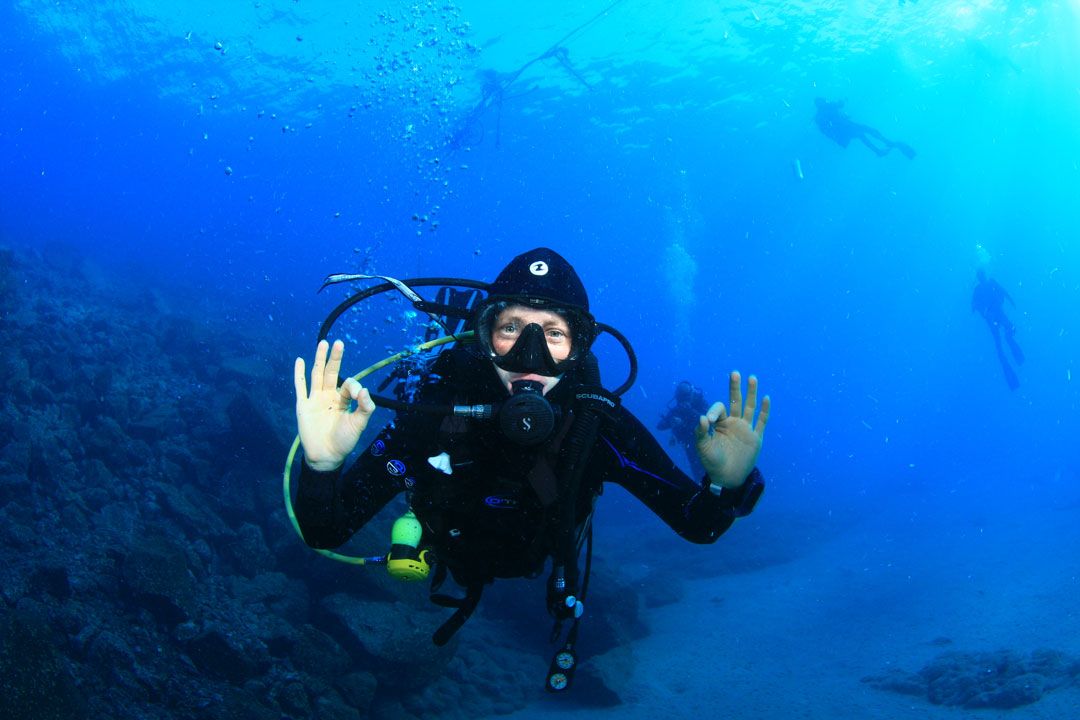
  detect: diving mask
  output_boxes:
[473,299,597,377]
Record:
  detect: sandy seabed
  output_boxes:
[496,489,1080,720]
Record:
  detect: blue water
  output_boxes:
[3,0,1080,717]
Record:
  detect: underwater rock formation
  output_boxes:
[0,244,648,720]
[863,648,1080,709]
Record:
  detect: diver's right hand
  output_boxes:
[294,339,376,472]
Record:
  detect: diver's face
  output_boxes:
[490,305,572,394]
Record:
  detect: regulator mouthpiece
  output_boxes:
[498,380,555,445]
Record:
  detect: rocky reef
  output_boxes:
[0,243,644,720]
[864,647,1080,709]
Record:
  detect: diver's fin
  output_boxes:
[1007,337,1025,365]
[1002,359,1020,390]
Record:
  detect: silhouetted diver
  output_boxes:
[971,268,1024,390]
[447,0,627,150]
[813,98,916,159]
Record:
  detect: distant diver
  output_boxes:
[543,46,592,89]
[446,0,627,150]
[971,269,1024,390]
[813,98,916,159]
[657,380,710,479]
[448,44,589,150]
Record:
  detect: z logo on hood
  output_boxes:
[386,459,406,476]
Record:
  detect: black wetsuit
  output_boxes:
[295,346,761,589]
[813,98,916,159]
[971,275,1024,389]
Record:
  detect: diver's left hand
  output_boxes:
[695,371,770,490]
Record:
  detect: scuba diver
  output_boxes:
[813,97,916,159]
[290,248,770,692]
[445,0,626,151]
[971,268,1024,390]
[448,44,591,151]
[657,380,709,479]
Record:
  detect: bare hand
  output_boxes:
[695,371,770,490]
[293,339,376,471]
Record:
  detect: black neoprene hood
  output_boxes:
[485,247,590,312]
[472,247,597,376]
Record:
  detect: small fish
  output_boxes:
[793,158,804,180]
